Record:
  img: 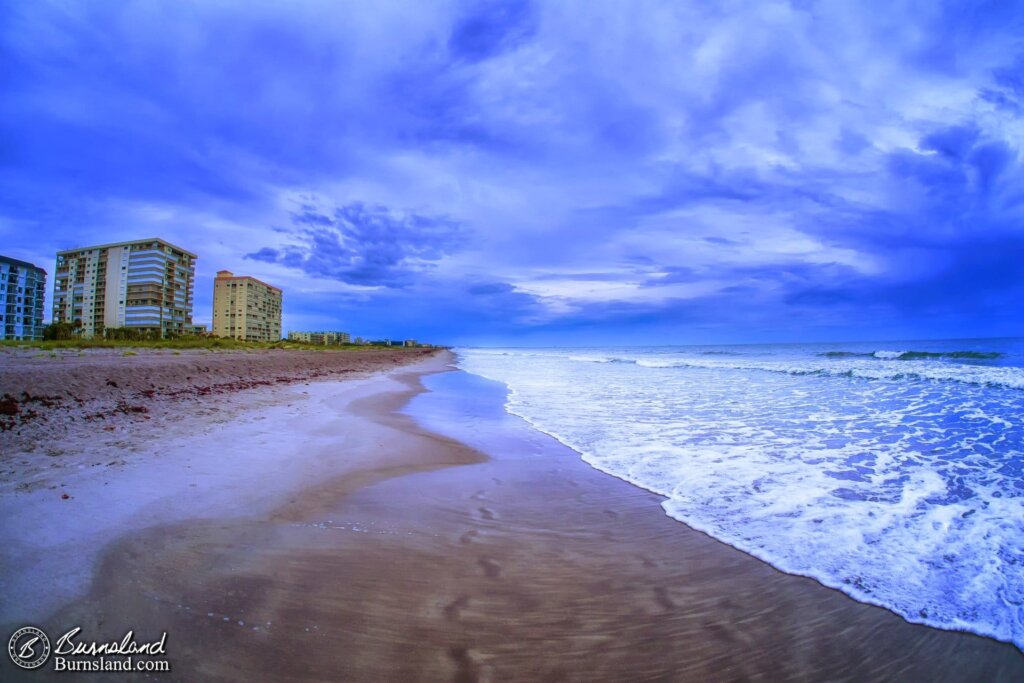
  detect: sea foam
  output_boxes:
[566,354,1024,390]
[457,342,1024,650]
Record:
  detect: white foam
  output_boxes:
[457,346,1024,651]
[626,355,1024,390]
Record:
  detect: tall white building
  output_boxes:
[0,255,47,340]
[53,238,196,338]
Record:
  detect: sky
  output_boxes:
[2,0,1022,346]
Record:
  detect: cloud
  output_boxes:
[467,282,515,296]
[246,202,467,288]
[2,0,1023,343]
[448,0,538,63]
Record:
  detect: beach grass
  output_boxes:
[0,338,432,352]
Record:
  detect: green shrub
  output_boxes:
[42,321,79,340]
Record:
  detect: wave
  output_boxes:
[820,351,876,358]
[887,350,1004,360]
[567,355,637,364]
[455,347,1024,651]
[456,345,1024,650]
[631,358,1024,390]
[561,353,1023,389]
[820,350,1004,361]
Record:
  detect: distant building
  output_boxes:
[403,339,417,347]
[0,255,47,341]
[288,331,351,345]
[212,270,282,342]
[189,324,208,335]
[53,238,196,338]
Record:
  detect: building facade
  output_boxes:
[288,331,351,345]
[0,255,47,340]
[212,271,282,342]
[52,239,196,338]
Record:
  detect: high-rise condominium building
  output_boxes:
[0,255,47,340]
[52,238,196,338]
[212,270,282,342]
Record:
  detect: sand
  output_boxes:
[0,347,435,623]
[0,346,435,486]
[2,350,1022,681]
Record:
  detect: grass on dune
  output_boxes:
[0,337,429,352]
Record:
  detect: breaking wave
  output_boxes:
[566,354,1024,390]
[457,340,1024,650]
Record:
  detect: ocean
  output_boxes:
[455,338,1024,650]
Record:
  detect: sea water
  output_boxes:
[456,338,1024,650]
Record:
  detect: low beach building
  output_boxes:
[288,331,351,345]
[0,255,47,340]
[212,270,282,342]
[53,238,196,338]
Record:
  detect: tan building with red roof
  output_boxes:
[212,270,282,342]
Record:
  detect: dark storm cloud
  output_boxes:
[247,202,467,288]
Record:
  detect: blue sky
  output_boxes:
[2,1,1022,345]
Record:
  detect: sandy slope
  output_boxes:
[0,348,443,624]
[0,346,435,487]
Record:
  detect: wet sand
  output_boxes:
[7,354,1023,681]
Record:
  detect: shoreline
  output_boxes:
[2,352,1022,680]
[503,405,1021,653]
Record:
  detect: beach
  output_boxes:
[2,348,1022,681]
